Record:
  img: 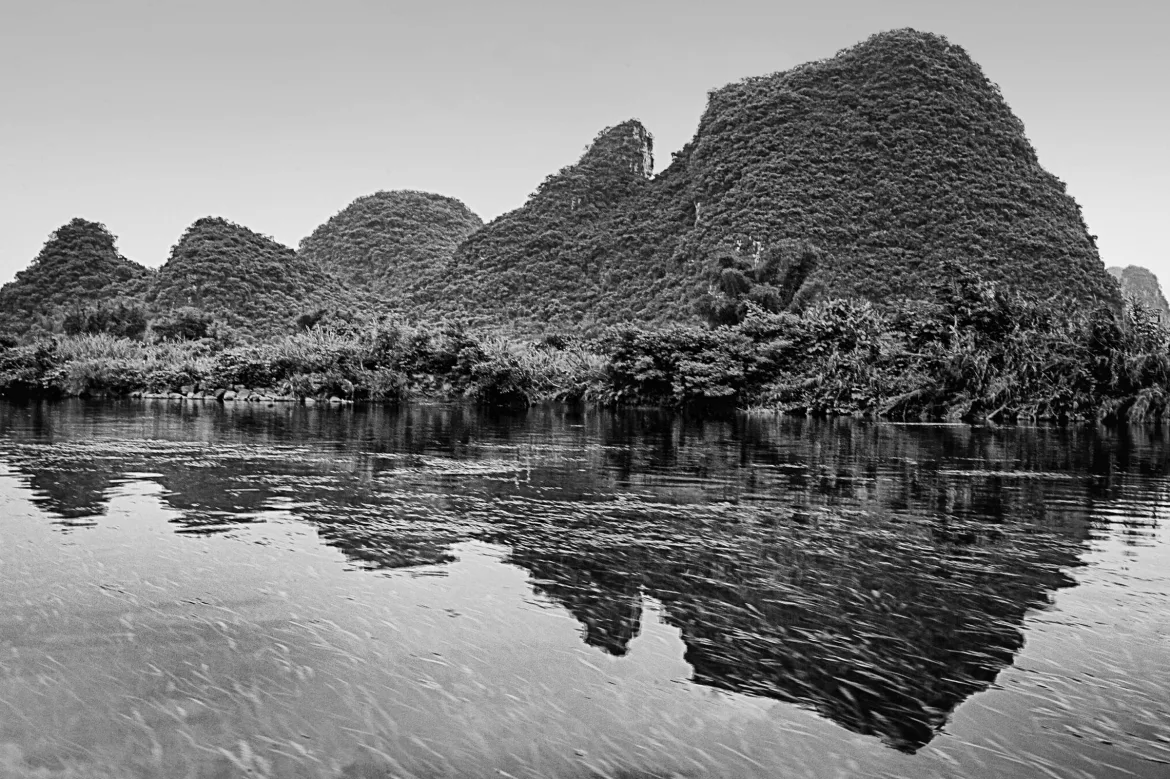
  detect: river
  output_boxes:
[0,399,1167,778]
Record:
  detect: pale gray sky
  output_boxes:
[1,0,1166,291]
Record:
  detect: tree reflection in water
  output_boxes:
[1,399,1164,752]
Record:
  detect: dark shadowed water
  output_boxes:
[1,399,1168,779]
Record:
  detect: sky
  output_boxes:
[1,0,1167,292]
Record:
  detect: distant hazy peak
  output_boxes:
[1107,265,1169,318]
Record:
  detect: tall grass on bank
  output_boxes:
[50,334,217,397]
[0,320,610,407]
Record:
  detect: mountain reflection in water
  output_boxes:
[0,399,1164,766]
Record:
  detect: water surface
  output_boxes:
[1,399,1168,778]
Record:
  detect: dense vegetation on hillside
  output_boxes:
[1108,265,1168,319]
[672,29,1116,305]
[298,190,482,302]
[147,217,352,336]
[412,29,1119,332]
[0,219,151,337]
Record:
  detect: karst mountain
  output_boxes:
[0,29,1122,338]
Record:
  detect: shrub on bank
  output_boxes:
[0,341,63,398]
[467,337,609,406]
[601,325,757,407]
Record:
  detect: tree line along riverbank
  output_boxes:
[3,274,1168,424]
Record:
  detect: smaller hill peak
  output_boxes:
[150,216,347,334]
[1107,265,1170,319]
[297,189,483,302]
[0,218,150,335]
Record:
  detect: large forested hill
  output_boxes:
[1108,266,1169,319]
[298,190,482,302]
[667,27,1118,307]
[0,218,151,335]
[148,217,350,334]
[417,28,1120,331]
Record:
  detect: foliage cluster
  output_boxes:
[696,239,824,326]
[600,272,1170,423]
[63,301,148,340]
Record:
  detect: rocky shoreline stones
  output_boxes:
[128,387,352,404]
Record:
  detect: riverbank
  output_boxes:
[0,323,608,408]
[3,286,1168,423]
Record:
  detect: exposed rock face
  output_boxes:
[414,29,1120,332]
[1107,265,1169,319]
[148,217,349,334]
[0,218,150,335]
[298,190,483,303]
